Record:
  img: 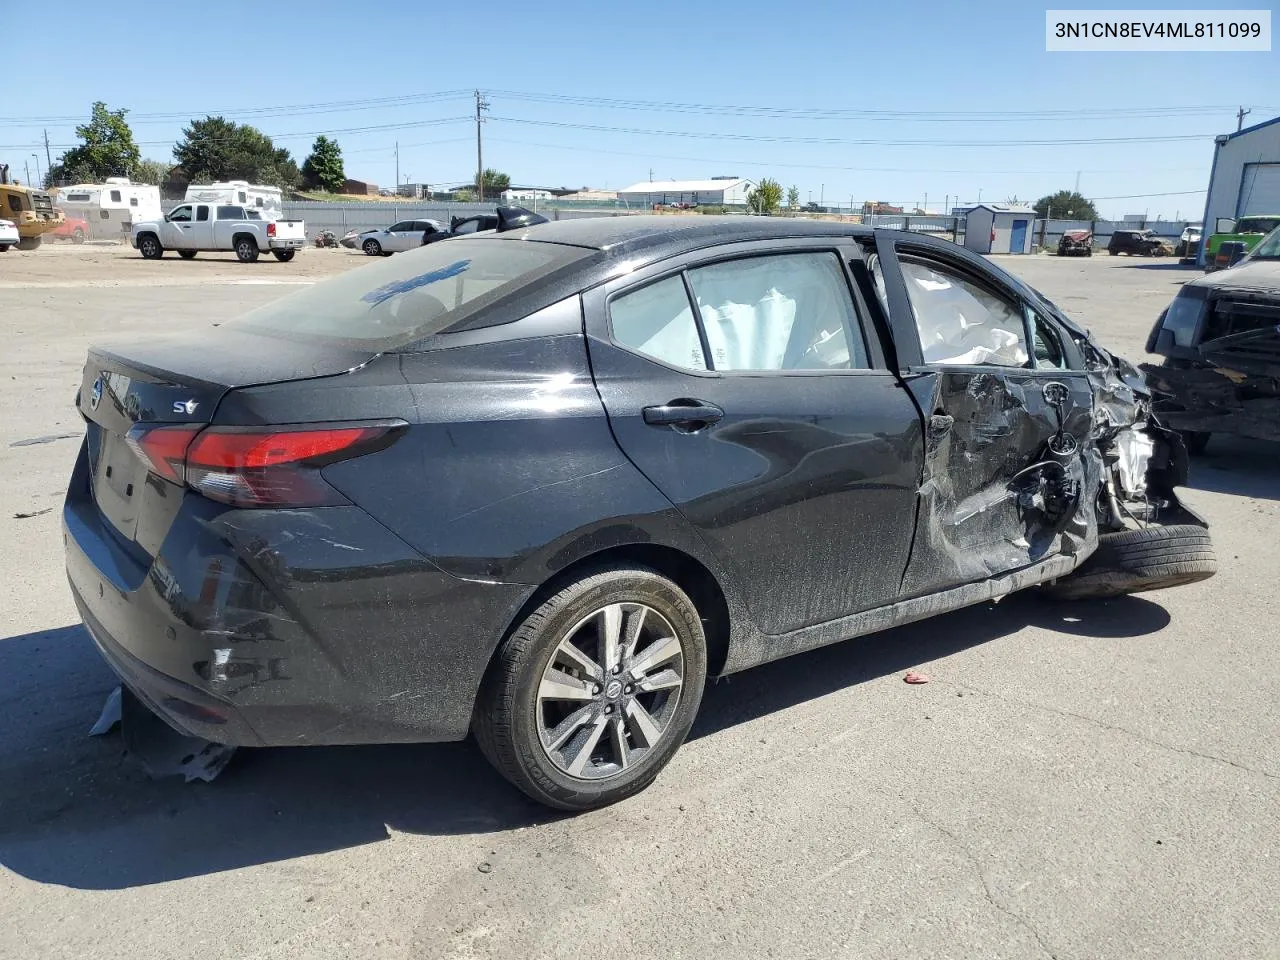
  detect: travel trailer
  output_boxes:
[54,177,162,241]
[184,181,283,219]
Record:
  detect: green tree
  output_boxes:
[475,168,511,198]
[1033,190,1098,221]
[133,158,170,185]
[453,187,476,202]
[50,102,141,184]
[301,135,346,193]
[747,178,784,215]
[787,185,800,210]
[173,116,300,189]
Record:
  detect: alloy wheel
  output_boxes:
[536,602,685,781]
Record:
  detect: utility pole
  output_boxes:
[395,142,399,196]
[649,168,654,182]
[43,129,52,170]
[31,154,41,186]
[1237,106,1251,131]
[24,160,31,184]
[1074,170,1081,194]
[475,89,489,202]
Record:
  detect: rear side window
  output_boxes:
[196,206,210,222]
[687,253,865,371]
[609,252,867,372]
[611,276,708,371]
[110,190,121,202]
[230,238,588,348]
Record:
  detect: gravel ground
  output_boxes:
[0,246,1276,960]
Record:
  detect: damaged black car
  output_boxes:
[1143,226,1280,454]
[64,218,1216,810]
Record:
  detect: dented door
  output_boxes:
[872,233,1099,598]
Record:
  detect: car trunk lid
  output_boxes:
[77,327,376,548]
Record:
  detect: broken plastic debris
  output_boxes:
[88,685,123,736]
[904,672,931,684]
[119,686,237,783]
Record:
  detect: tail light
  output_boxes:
[267,221,277,237]
[124,421,404,507]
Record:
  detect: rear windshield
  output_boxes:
[229,238,588,348]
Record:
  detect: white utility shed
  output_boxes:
[1200,114,1280,263]
[962,204,1037,254]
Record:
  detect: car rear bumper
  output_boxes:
[269,238,304,250]
[63,442,535,746]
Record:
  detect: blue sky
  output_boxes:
[4,0,1276,219]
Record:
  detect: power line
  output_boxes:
[0,116,473,152]
[488,89,1271,123]
[488,116,1218,147]
[0,90,475,125]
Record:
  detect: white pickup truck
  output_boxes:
[131,202,305,263]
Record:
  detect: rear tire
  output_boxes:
[178,250,197,260]
[363,238,382,256]
[0,244,10,252]
[72,228,85,244]
[473,566,707,811]
[272,249,295,262]
[137,233,163,259]
[1042,524,1216,600]
[234,236,259,263]
[16,236,42,251]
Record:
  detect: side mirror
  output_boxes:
[1216,217,1236,234]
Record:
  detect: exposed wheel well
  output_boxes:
[233,232,257,249]
[496,544,731,679]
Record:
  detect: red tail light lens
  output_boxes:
[186,427,380,470]
[267,221,277,237]
[125,424,201,483]
[125,422,402,507]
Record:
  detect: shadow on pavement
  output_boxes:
[1184,435,1280,502]
[0,593,1170,890]
[1124,261,1200,271]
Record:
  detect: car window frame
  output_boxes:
[587,237,890,378]
[871,230,1087,372]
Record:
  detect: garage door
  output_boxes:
[1238,163,1280,216]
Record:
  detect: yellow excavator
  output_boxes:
[0,163,63,249]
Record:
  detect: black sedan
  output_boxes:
[64,217,1215,810]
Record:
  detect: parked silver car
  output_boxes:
[356,219,447,256]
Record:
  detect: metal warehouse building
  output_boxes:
[618,177,755,208]
[1200,114,1280,264]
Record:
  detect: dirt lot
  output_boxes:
[1,247,1276,960]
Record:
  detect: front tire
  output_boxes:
[72,228,85,244]
[178,250,197,260]
[234,236,260,263]
[1043,524,1216,600]
[474,566,707,811]
[272,249,296,262]
[137,233,163,259]
[363,238,382,256]
[16,236,42,251]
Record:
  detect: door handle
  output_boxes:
[642,399,724,428]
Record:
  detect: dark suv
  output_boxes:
[1142,226,1280,453]
[1108,229,1168,257]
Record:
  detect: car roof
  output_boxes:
[495,214,873,258]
